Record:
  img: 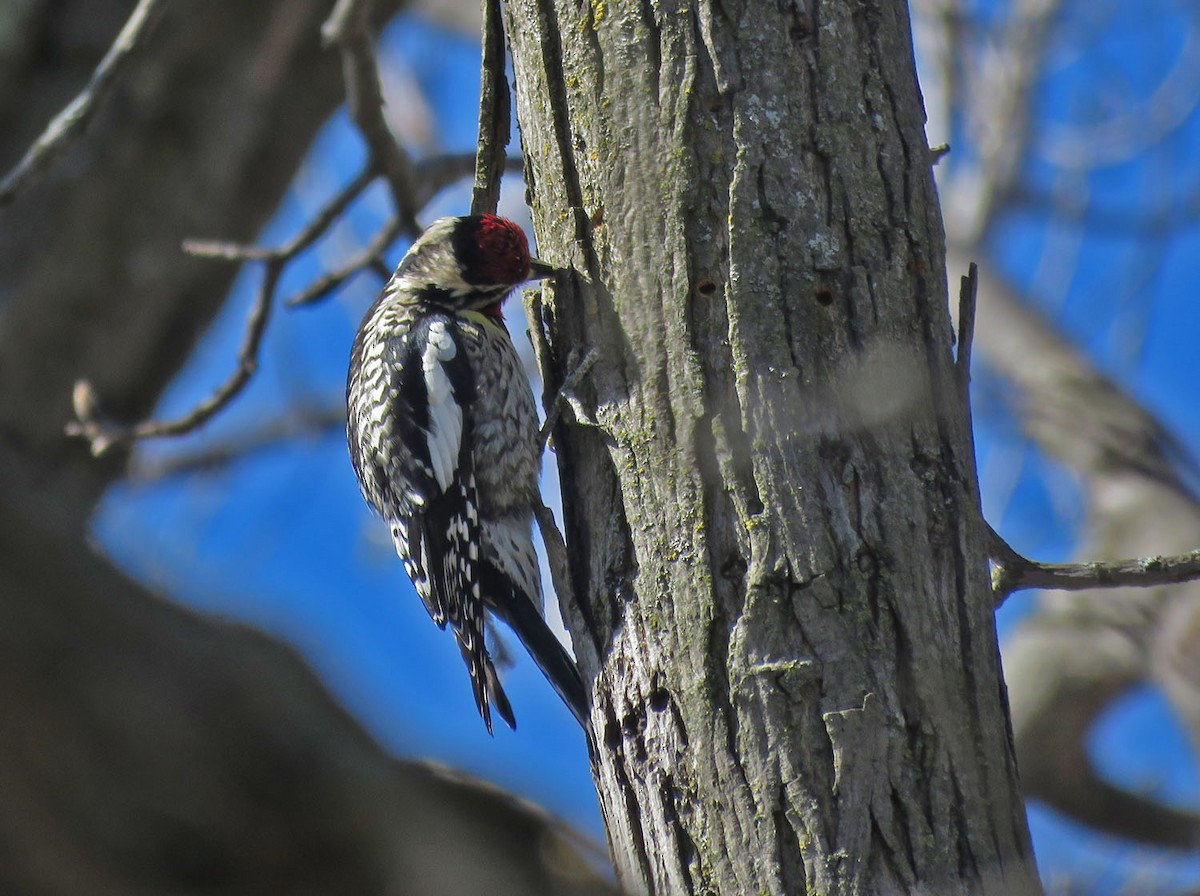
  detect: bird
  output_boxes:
[346,214,587,733]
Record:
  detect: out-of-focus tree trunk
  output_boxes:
[506,1,1042,893]
[0,3,612,892]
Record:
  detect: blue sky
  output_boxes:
[94,8,1200,891]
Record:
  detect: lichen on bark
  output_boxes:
[505,0,1043,893]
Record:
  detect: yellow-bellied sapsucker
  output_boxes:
[346,214,586,733]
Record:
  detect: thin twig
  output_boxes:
[68,263,283,455]
[538,348,599,450]
[418,152,506,207]
[63,0,470,455]
[0,0,167,210]
[285,152,523,309]
[186,166,376,262]
[470,0,511,216]
[181,240,276,263]
[524,282,561,416]
[65,165,383,455]
[988,524,1200,603]
[63,11,518,454]
[128,404,346,481]
[322,0,420,232]
[286,215,405,307]
[277,165,379,257]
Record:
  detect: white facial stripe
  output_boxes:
[422,320,463,492]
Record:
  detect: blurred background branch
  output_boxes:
[0,0,167,209]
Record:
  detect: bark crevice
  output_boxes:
[506,0,1041,892]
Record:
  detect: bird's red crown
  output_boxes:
[466,214,532,286]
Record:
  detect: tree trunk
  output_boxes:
[505,1,1042,893]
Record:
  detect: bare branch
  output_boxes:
[418,152,501,206]
[470,0,511,215]
[285,215,405,307]
[128,403,346,481]
[182,239,277,263]
[0,0,167,211]
[60,4,525,455]
[278,166,380,257]
[64,162,384,455]
[284,151,521,309]
[323,0,421,232]
[990,527,1200,602]
[67,263,284,456]
[184,166,377,263]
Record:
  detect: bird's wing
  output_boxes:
[387,314,514,732]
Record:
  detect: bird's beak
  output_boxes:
[529,258,561,279]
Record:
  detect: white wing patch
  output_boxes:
[421,319,463,492]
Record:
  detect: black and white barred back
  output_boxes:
[346,215,586,732]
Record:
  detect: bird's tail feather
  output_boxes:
[494,576,589,729]
[456,636,516,734]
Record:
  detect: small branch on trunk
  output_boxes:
[533,500,575,611]
[988,526,1200,602]
[470,0,511,216]
[955,261,978,395]
[538,348,599,450]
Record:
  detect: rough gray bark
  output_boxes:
[505,1,1042,893]
[0,3,613,892]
